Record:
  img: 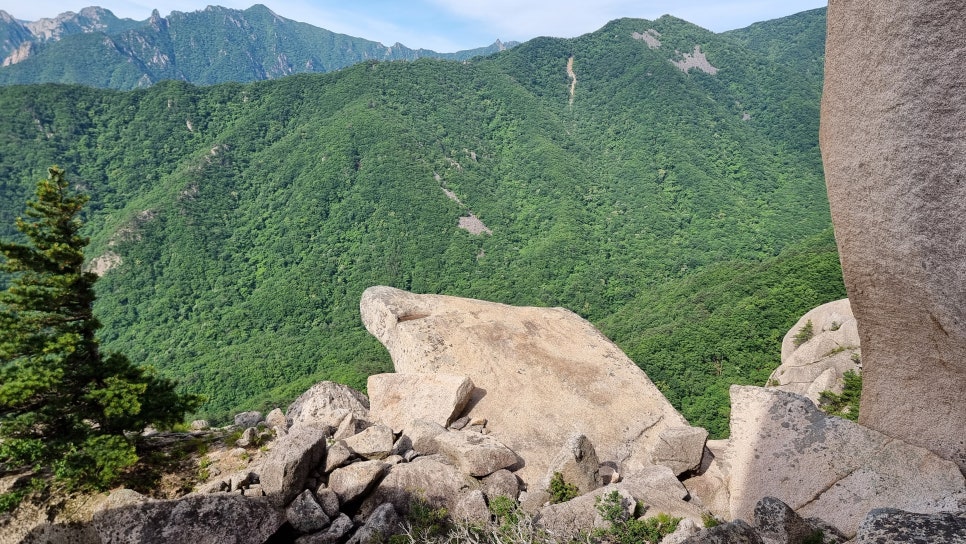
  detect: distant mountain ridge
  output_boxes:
[0,4,517,88]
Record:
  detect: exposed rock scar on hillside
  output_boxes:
[566,56,577,106]
[671,45,718,75]
[438,178,492,236]
[631,29,662,49]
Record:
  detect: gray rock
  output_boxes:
[260,423,328,507]
[287,490,331,534]
[680,519,764,544]
[359,286,694,487]
[405,419,447,455]
[650,426,709,476]
[287,381,371,430]
[663,518,703,544]
[753,496,819,544]
[368,372,475,432]
[328,460,389,505]
[545,433,602,495]
[723,386,966,537]
[332,412,370,441]
[189,420,210,431]
[347,503,401,544]
[324,440,354,473]
[343,424,395,460]
[434,430,518,477]
[853,509,966,544]
[482,469,521,501]
[235,426,257,447]
[313,487,341,518]
[454,489,490,524]
[265,407,288,430]
[359,455,479,519]
[449,416,470,430]
[92,494,285,544]
[822,0,966,473]
[234,411,263,429]
[295,514,355,544]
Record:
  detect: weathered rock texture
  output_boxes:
[359,286,692,485]
[821,0,966,472]
[853,509,966,544]
[723,386,965,537]
[367,372,474,432]
[767,299,861,404]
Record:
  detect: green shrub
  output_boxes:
[819,370,862,421]
[702,512,721,528]
[594,491,681,544]
[792,319,815,347]
[548,472,580,504]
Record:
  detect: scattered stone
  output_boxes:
[680,519,764,543]
[663,518,703,544]
[343,424,394,460]
[189,420,210,431]
[265,407,288,430]
[723,386,966,537]
[92,494,285,544]
[287,490,331,534]
[234,411,263,429]
[391,435,412,456]
[328,460,390,505]
[435,429,518,477]
[368,372,475,432]
[313,487,341,518]
[360,455,479,519]
[754,496,822,544]
[295,514,354,544]
[449,416,470,430]
[332,412,370,441]
[482,469,520,501]
[544,433,602,495]
[405,419,447,455]
[260,423,328,507]
[286,381,371,430]
[454,489,490,524]
[650,426,708,476]
[346,503,401,544]
[235,427,257,447]
[323,440,354,473]
[852,509,966,544]
[359,286,694,486]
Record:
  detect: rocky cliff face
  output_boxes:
[821,0,966,473]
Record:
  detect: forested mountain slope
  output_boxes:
[0,4,514,89]
[0,10,840,436]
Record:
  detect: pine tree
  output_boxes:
[0,166,201,489]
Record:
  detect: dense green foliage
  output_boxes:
[549,472,581,504]
[0,167,200,489]
[819,370,862,421]
[0,11,840,435]
[0,5,515,90]
[595,491,681,544]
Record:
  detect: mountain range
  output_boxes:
[0,6,839,436]
[0,5,515,89]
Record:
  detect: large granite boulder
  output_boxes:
[367,373,475,432]
[723,386,965,537]
[92,494,284,544]
[286,381,371,430]
[821,0,966,472]
[358,455,479,518]
[260,423,328,506]
[359,286,694,485]
[766,299,861,404]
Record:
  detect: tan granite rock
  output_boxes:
[821,0,966,472]
[359,286,693,485]
[367,373,474,433]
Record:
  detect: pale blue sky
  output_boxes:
[3,1,828,52]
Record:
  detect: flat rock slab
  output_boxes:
[359,455,479,519]
[368,372,475,432]
[435,430,519,477]
[260,423,328,506]
[853,509,966,544]
[360,286,692,485]
[723,386,966,537]
[93,494,284,544]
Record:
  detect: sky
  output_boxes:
[2,0,828,52]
